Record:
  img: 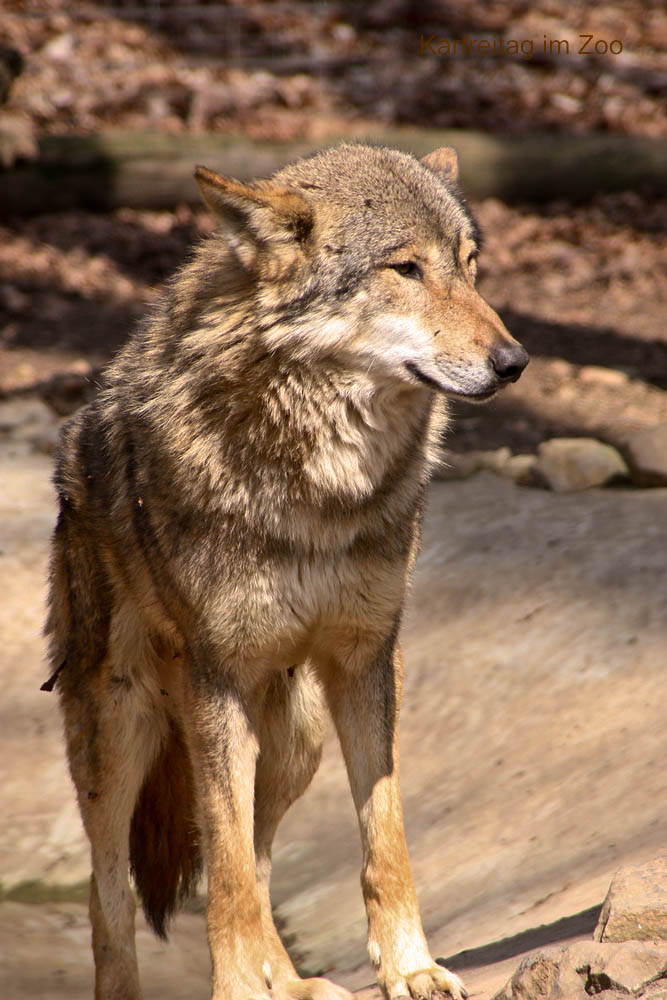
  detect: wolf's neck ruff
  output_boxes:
[107,309,443,550]
[96,211,448,550]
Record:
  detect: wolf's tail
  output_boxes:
[129,719,202,939]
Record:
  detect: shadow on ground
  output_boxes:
[441,905,602,971]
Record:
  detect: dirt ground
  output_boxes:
[2,439,666,998]
[4,0,667,140]
[1,2,667,997]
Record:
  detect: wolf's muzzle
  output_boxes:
[490,342,529,384]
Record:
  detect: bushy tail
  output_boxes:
[129,720,202,939]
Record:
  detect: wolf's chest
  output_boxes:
[220,532,414,673]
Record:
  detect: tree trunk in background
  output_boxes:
[2,129,667,215]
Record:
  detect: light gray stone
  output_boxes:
[0,396,62,454]
[595,858,667,943]
[500,453,538,484]
[432,449,481,481]
[433,447,529,482]
[578,366,630,388]
[622,424,667,488]
[534,437,630,492]
[477,446,512,474]
[0,397,54,433]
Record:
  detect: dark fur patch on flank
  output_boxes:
[129,720,202,939]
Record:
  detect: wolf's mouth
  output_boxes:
[454,388,498,403]
[404,362,498,401]
[404,362,446,391]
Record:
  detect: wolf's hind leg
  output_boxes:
[254,666,352,1000]
[61,669,165,1000]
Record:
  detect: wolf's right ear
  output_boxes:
[194,166,314,254]
[421,147,459,185]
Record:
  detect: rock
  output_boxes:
[0,397,61,453]
[622,424,667,487]
[0,397,55,434]
[595,858,667,943]
[595,942,667,992]
[578,366,629,388]
[433,447,536,483]
[477,447,512,474]
[500,453,538,484]
[493,948,564,1000]
[548,359,576,380]
[432,449,481,481]
[493,942,667,1000]
[534,438,630,492]
[473,448,538,485]
[0,113,37,168]
[494,860,667,1000]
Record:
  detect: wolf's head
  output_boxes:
[194,144,527,401]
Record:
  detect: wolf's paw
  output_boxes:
[278,975,353,1000]
[387,965,468,1000]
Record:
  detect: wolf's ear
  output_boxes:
[194,165,314,246]
[421,147,459,185]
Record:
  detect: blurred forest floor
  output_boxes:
[1,0,667,454]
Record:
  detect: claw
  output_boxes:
[432,965,468,1000]
[394,965,468,1000]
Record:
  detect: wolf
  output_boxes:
[43,142,528,1000]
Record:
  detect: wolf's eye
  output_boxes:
[390,261,423,280]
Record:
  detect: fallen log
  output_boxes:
[2,128,667,215]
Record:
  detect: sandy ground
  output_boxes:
[1,430,666,998]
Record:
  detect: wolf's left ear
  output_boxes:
[194,165,314,245]
[421,147,459,185]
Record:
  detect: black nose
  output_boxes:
[490,343,529,383]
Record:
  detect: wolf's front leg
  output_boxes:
[321,636,466,1000]
[184,675,271,1000]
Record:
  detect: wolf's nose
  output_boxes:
[490,343,529,383]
